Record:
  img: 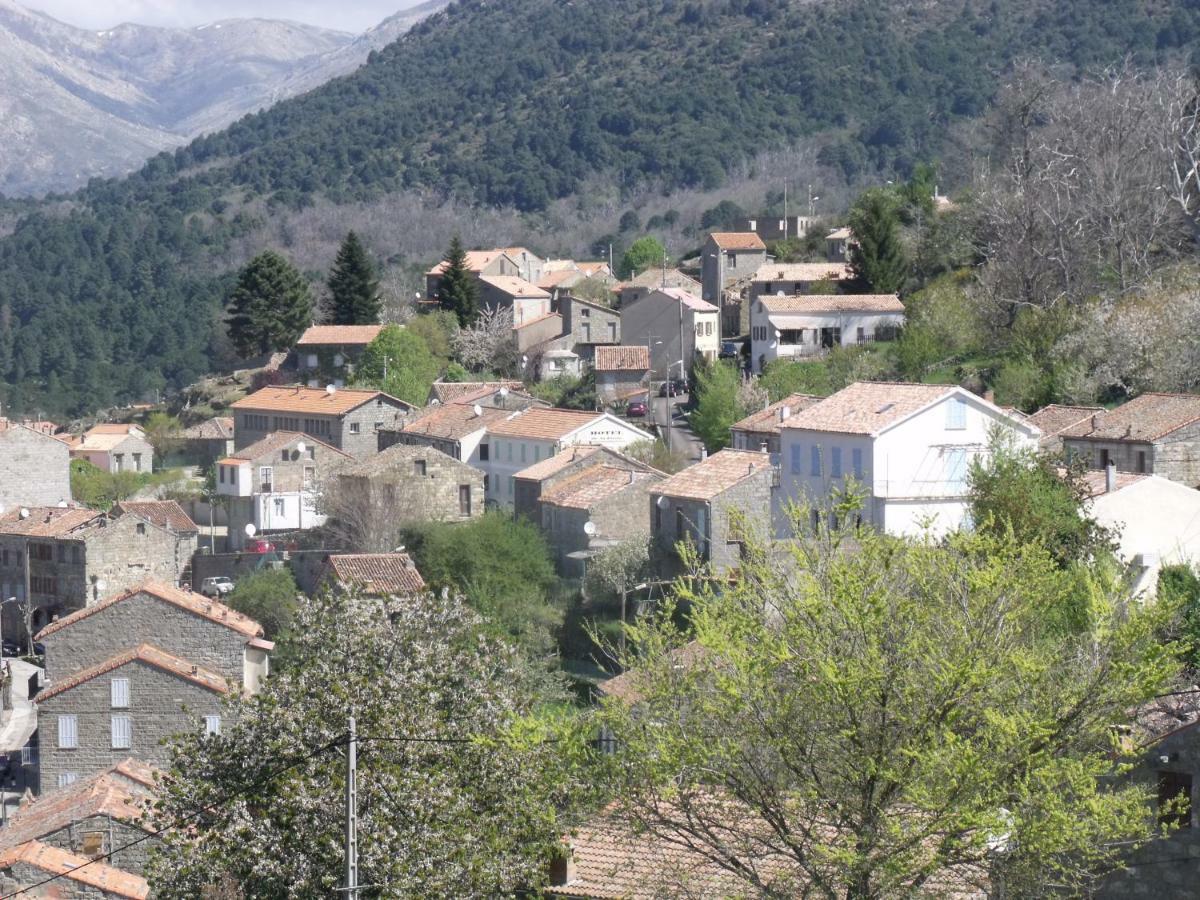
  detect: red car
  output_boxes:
[626,400,648,418]
[246,539,277,554]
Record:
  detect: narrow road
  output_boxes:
[651,394,704,464]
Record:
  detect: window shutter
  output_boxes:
[111,678,129,708]
[790,444,802,475]
[58,715,77,749]
[58,773,77,788]
[946,398,967,430]
[810,445,822,477]
[111,715,132,750]
[852,448,864,479]
[831,447,843,478]
[205,715,222,736]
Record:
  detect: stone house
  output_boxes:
[593,346,651,405]
[327,444,484,548]
[231,385,413,459]
[0,840,149,898]
[1058,393,1200,485]
[826,227,853,262]
[512,446,657,519]
[67,425,154,475]
[746,261,854,302]
[36,581,270,690]
[649,449,775,575]
[319,553,427,597]
[700,232,767,335]
[538,465,663,575]
[216,431,351,549]
[111,501,199,582]
[427,380,526,406]
[749,294,904,374]
[424,249,521,299]
[0,508,189,636]
[37,643,231,792]
[616,268,701,309]
[478,275,553,328]
[730,394,823,462]
[620,288,720,378]
[1024,404,1102,454]
[0,758,158,877]
[501,246,545,285]
[179,416,235,466]
[0,422,72,510]
[736,214,816,242]
[294,324,385,387]
[559,296,621,350]
[386,403,514,476]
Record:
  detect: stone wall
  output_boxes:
[1063,422,1200,487]
[39,591,250,683]
[541,478,656,576]
[651,469,772,574]
[0,864,127,899]
[38,660,224,791]
[40,817,157,876]
[191,550,332,596]
[0,427,72,509]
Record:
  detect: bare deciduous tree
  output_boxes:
[317,473,408,553]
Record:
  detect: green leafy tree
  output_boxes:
[327,231,381,325]
[618,236,666,279]
[595,516,1180,898]
[759,359,832,401]
[1160,564,1200,670]
[404,512,562,658]
[148,589,584,897]
[848,187,908,293]
[225,568,299,643]
[436,235,480,327]
[624,438,686,474]
[225,251,313,358]
[689,359,746,452]
[142,411,182,470]
[406,310,457,361]
[69,459,142,510]
[354,324,441,407]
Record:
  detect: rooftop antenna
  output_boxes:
[326,384,337,396]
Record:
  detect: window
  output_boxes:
[778,329,803,345]
[58,715,78,749]
[520,444,527,463]
[349,422,360,435]
[946,398,967,430]
[111,715,132,749]
[414,459,427,477]
[946,448,968,487]
[1158,771,1193,828]
[676,508,686,539]
[856,327,866,343]
[508,477,514,496]
[479,443,490,462]
[81,832,105,857]
[259,466,273,492]
[459,485,472,516]
[506,442,512,462]
[135,523,145,536]
[305,353,318,368]
[852,448,864,480]
[132,453,142,472]
[533,446,541,462]
[810,445,822,477]
[582,323,591,342]
[57,773,77,788]
[111,678,129,708]
[204,715,222,737]
[307,446,316,460]
[1099,448,1110,469]
[219,466,226,484]
[56,544,65,563]
[831,447,843,478]
[113,453,124,472]
[1137,451,1147,473]
[790,443,802,474]
[280,450,289,462]
[303,466,315,490]
[273,498,286,516]
[705,322,713,336]
[608,322,617,341]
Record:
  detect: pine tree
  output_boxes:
[436,235,479,327]
[225,251,313,358]
[848,188,909,294]
[327,231,381,325]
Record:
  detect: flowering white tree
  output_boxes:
[147,589,585,898]
[451,306,517,373]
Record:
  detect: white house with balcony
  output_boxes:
[483,407,654,508]
[777,382,1039,538]
[749,294,905,374]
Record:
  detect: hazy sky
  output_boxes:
[24,1,416,33]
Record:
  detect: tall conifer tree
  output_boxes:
[437,235,480,327]
[328,231,381,325]
[225,251,313,358]
[848,188,909,294]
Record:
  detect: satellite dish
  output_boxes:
[473,404,483,417]
[57,500,68,508]
[325,384,337,395]
[18,508,29,519]
[499,386,509,398]
[244,523,257,537]
[95,579,106,592]
[296,442,306,454]
[655,495,668,508]
[521,355,529,366]
[583,520,597,536]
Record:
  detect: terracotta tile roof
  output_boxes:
[0,507,102,537]
[514,445,603,482]
[340,443,475,479]
[783,382,958,436]
[0,841,149,899]
[708,231,767,250]
[731,394,823,437]
[113,500,198,535]
[325,553,426,595]
[761,293,903,314]
[1058,393,1200,442]
[231,385,411,415]
[37,644,231,702]
[652,449,772,501]
[651,287,718,313]
[1078,470,1147,498]
[219,431,348,466]
[621,268,701,291]
[514,311,561,332]
[425,250,508,276]
[37,580,263,641]
[428,381,525,405]
[486,407,604,440]
[537,268,583,290]
[85,424,142,436]
[827,227,853,240]
[577,262,611,277]
[540,466,652,510]
[752,262,854,283]
[182,416,234,440]
[295,324,385,346]
[598,641,706,704]
[478,274,551,299]
[74,424,146,452]
[0,761,157,854]
[593,346,650,372]
[402,403,511,442]
[1026,404,1101,438]
[1130,687,1200,747]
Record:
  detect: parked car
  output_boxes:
[658,378,688,397]
[199,576,235,598]
[3,640,44,658]
[719,340,741,359]
[626,400,648,418]
[246,540,277,554]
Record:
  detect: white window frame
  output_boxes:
[273,497,286,516]
[111,715,132,750]
[204,715,222,737]
[58,773,78,788]
[58,715,78,749]
[111,678,130,708]
[946,397,967,430]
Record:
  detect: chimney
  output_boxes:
[983,389,995,404]
[700,447,708,461]
[760,441,769,454]
[747,462,755,475]
[779,406,791,423]
[190,665,198,676]
[1091,414,1099,432]
[549,846,576,887]
[1105,461,1117,494]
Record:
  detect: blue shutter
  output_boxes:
[946,398,967,430]
[790,443,802,474]
[852,448,864,479]
[947,448,968,486]
[810,445,822,477]
[831,447,843,478]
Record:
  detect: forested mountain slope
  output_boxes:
[2,0,1198,415]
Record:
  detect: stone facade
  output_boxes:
[0,858,144,899]
[0,425,72,510]
[38,658,225,792]
[1063,423,1200,486]
[35,817,154,877]
[233,389,411,459]
[559,297,621,350]
[540,475,659,575]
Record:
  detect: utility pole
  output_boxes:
[783,181,788,242]
[344,715,359,900]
